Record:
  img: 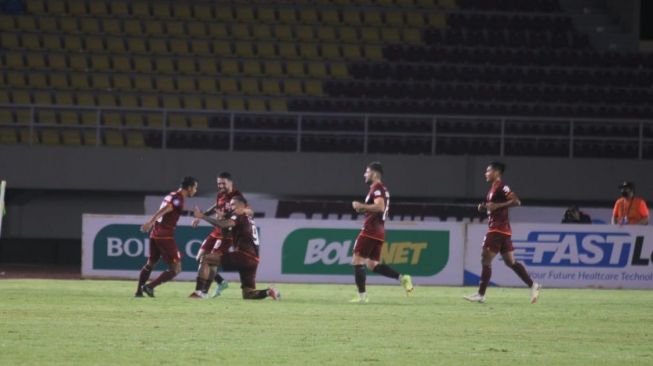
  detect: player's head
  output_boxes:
[230,195,248,214]
[364,161,383,185]
[485,161,505,182]
[181,176,199,197]
[217,171,233,193]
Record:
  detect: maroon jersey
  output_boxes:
[209,189,243,239]
[486,180,514,235]
[229,213,260,258]
[152,190,184,237]
[360,182,390,241]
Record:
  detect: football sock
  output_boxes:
[136,265,152,293]
[372,264,400,280]
[510,262,534,287]
[243,289,268,300]
[149,270,177,288]
[354,265,366,293]
[195,276,207,292]
[479,265,492,296]
[214,273,225,285]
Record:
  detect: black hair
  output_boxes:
[231,195,247,206]
[218,171,232,180]
[180,176,198,190]
[488,161,506,174]
[367,161,383,175]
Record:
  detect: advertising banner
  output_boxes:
[464,224,653,288]
[82,215,464,285]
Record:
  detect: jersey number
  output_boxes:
[249,218,260,246]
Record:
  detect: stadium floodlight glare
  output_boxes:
[0,180,5,238]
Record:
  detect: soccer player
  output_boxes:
[135,176,198,297]
[464,162,542,304]
[191,172,243,298]
[191,196,280,301]
[350,162,413,304]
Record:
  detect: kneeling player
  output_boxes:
[191,196,280,300]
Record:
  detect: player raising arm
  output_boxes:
[350,162,413,304]
[464,162,541,304]
[191,196,280,301]
[135,176,198,297]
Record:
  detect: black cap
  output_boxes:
[619,181,634,189]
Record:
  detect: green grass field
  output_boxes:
[0,280,651,365]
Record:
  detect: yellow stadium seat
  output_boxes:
[300,44,320,60]
[253,24,272,40]
[76,93,96,106]
[307,63,327,78]
[236,7,255,22]
[330,62,348,78]
[365,11,383,25]
[17,16,37,31]
[62,130,82,146]
[361,28,380,43]
[40,130,60,145]
[317,26,336,41]
[440,0,457,8]
[274,25,293,40]
[166,21,185,36]
[55,91,74,105]
[155,58,175,74]
[83,130,98,146]
[364,45,384,60]
[231,24,251,39]
[225,97,245,111]
[144,20,163,35]
[188,22,208,36]
[279,43,298,59]
[385,11,404,26]
[124,113,146,128]
[153,3,171,18]
[21,33,40,49]
[243,60,262,76]
[92,74,111,90]
[149,38,168,53]
[198,78,216,93]
[0,15,14,31]
[12,90,31,104]
[105,37,123,53]
[104,130,125,147]
[19,129,33,144]
[70,73,89,90]
[169,115,187,129]
[128,38,147,53]
[299,9,318,24]
[162,95,181,108]
[406,12,425,27]
[89,1,107,15]
[382,28,401,43]
[218,79,239,94]
[241,78,259,94]
[296,26,314,42]
[5,52,24,68]
[98,93,117,107]
[173,3,192,18]
[215,5,233,22]
[80,112,97,127]
[126,132,145,148]
[103,112,122,127]
[402,29,421,44]
[84,36,104,52]
[110,1,129,16]
[183,96,202,109]
[204,97,222,110]
[321,44,341,59]
[305,80,323,96]
[1,33,19,48]
[256,42,276,58]
[278,9,296,24]
[48,0,66,14]
[26,0,45,13]
[177,77,196,92]
[261,79,281,95]
[177,58,196,74]
[147,114,163,128]
[286,61,305,77]
[113,74,131,90]
[102,19,121,34]
[38,17,57,32]
[0,128,18,144]
[212,41,232,57]
[80,18,100,33]
[283,80,303,96]
[90,55,109,71]
[59,111,79,125]
[37,110,57,123]
[63,35,82,50]
[343,10,361,26]
[339,27,358,42]
[189,115,209,129]
[154,76,175,92]
[428,13,446,27]
[170,39,189,54]
[33,90,52,104]
[7,72,26,87]
[0,90,9,103]
[191,40,211,55]
[321,10,340,24]
[269,99,287,112]
[123,19,142,35]
[220,60,239,75]
[14,108,32,123]
[235,42,255,57]
[28,72,47,88]
[140,95,160,108]
[198,59,217,74]
[26,52,46,69]
[264,61,283,77]
[132,2,151,17]
[120,95,139,108]
[112,55,131,72]
[248,98,266,112]
[395,0,416,5]
[257,7,276,23]
[134,75,153,91]
[343,45,362,60]
[69,0,88,15]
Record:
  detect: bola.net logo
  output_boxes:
[513,231,652,268]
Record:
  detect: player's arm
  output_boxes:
[639,201,649,225]
[141,204,173,233]
[486,192,521,212]
[192,204,218,228]
[193,207,236,228]
[352,197,385,213]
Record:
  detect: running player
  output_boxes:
[350,162,413,304]
[191,172,243,298]
[191,196,280,300]
[135,176,198,297]
[464,162,542,304]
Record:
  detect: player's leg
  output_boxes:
[144,239,182,296]
[366,242,414,295]
[501,250,542,304]
[233,255,279,301]
[190,252,223,298]
[135,243,161,297]
[464,234,500,302]
[351,236,370,303]
[195,236,217,294]
[207,238,231,295]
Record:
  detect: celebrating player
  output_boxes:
[135,176,198,297]
[350,162,413,304]
[464,162,542,304]
[191,196,280,300]
[191,172,243,298]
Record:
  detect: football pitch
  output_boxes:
[0,280,651,366]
